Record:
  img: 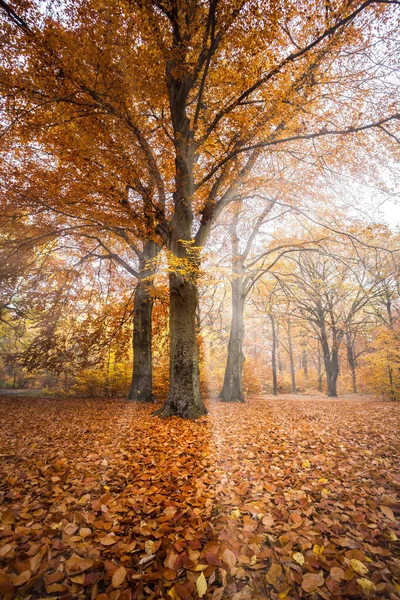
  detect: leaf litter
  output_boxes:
[0,395,399,599]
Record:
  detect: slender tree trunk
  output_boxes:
[128,278,154,402]
[219,210,245,402]
[302,348,308,379]
[219,282,245,402]
[345,330,357,393]
[385,297,397,401]
[270,314,278,396]
[277,346,284,373]
[388,364,396,401]
[128,241,159,402]
[317,342,323,392]
[287,318,297,394]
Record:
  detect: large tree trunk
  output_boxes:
[156,270,207,418]
[128,241,159,402]
[155,67,207,418]
[324,346,339,397]
[219,281,245,402]
[287,318,297,394]
[317,308,340,398]
[270,314,278,396]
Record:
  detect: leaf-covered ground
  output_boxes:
[0,395,399,600]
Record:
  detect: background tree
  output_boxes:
[1,0,399,417]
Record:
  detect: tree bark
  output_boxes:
[128,280,154,402]
[287,318,297,394]
[388,364,396,401]
[155,270,207,418]
[153,52,207,419]
[219,210,245,402]
[270,314,278,396]
[345,330,357,394]
[302,348,308,379]
[322,342,339,398]
[317,342,323,392]
[219,280,245,402]
[128,241,159,402]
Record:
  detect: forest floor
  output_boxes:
[0,395,399,600]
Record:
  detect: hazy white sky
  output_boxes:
[382,199,400,229]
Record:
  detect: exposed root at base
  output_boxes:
[218,394,245,403]
[153,404,207,420]
[126,396,157,403]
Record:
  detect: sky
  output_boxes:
[382,199,400,230]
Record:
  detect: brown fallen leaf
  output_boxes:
[330,566,345,582]
[112,565,127,588]
[380,505,396,522]
[65,553,94,575]
[12,570,31,587]
[301,571,324,593]
[99,535,118,546]
[265,563,282,589]
[221,548,236,570]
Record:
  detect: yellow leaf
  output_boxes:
[231,509,241,519]
[350,559,368,575]
[293,552,305,566]
[357,578,376,592]
[317,478,328,484]
[168,588,179,600]
[313,545,324,557]
[197,572,207,598]
[302,460,310,468]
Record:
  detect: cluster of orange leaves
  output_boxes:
[0,395,399,599]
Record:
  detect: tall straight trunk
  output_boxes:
[317,343,323,392]
[128,241,159,402]
[385,297,397,401]
[287,318,297,394]
[277,346,284,373]
[219,210,245,402]
[345,331,357,394]
[270,314,278,396]
[219,280,245,402]
[302,348,308,379]
[129,279,153,401]
[388,364,396,401]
